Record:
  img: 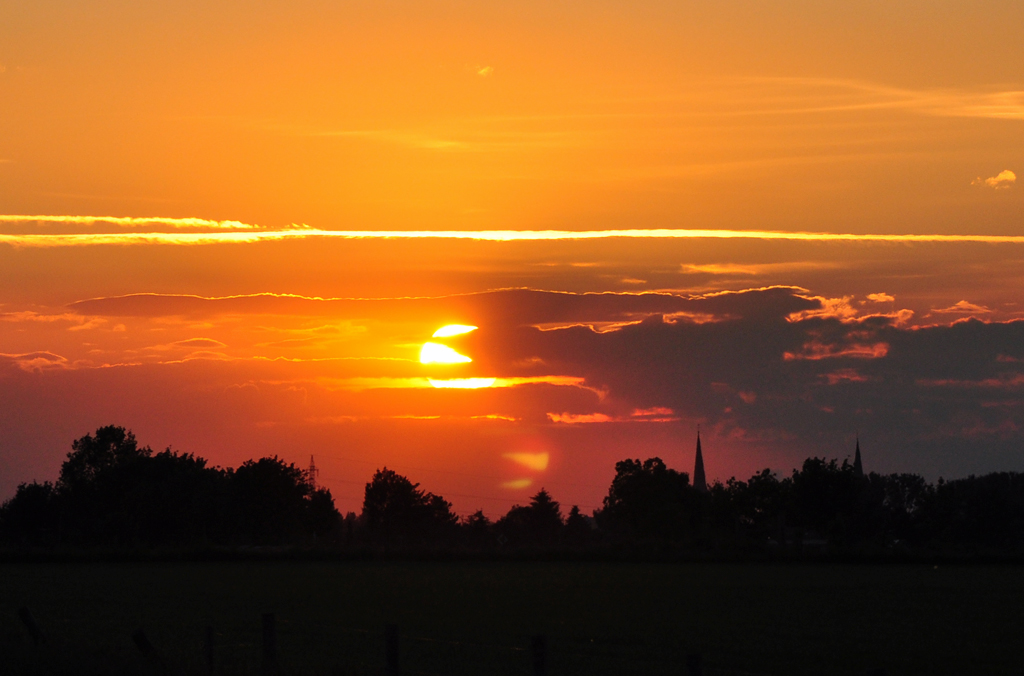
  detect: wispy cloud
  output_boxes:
[932,300,992,315]
[973,170,1016,189]
[0,351,69,372]
[315,375,586,392]
[866,293,895,303]
[8,220,1024,247]
[727,77,1024,121]
[0,215,263,230]
[546,408,678,424]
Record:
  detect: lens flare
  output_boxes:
[504,452,550,471]
[420,342,472,364]
[432,324,478,338]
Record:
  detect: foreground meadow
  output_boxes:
[1,561,1020,675]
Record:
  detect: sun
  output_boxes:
[420,342,472,364]
[422,324,491,386]
[432,324,478,338]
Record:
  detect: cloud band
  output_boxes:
[4,219,1024,247]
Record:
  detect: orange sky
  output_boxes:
[1,1,1023,515]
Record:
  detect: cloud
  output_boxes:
[0,311,90,325]
[476,66,494,77]
[821,369,870,386]
[65,288,770,326]
[66,317,107,332]
[0,351,68,372]
[0,215,262,230]
[866,293,895,303]
[8,219,1024,247]
[479,288,1024,475]
[736,77,1024,121]
[973,170,1016,189]
[783,341,889,361]
[932,300,992,315]
[314,375,587,392]
[546,407,679,424]
[547,412,614,424]
[174,338,228,349]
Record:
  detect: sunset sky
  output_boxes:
[2,0,1023,515]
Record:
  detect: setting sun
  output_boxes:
[419,342,473,365]
[432,325,478,338]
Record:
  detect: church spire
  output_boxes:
[853,434,864,478]
[693,428,708,493]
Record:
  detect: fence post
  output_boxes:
[686,653,703,676]
[17,607,45,645]
[262,613,278,676]
[531,634,547,676]
[385,624,400,676]
[204,626,215,674]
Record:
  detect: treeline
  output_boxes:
[0,427,339,548]
[3,426,1024,556]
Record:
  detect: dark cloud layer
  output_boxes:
[482,288,1024,477]
[69,289,724,325]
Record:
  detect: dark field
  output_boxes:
[1,561,1021,675]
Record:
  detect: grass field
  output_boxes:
[1,561,1021,675]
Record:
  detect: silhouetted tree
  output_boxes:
[0,481,58,546]
[916,472,1024,551]
[0,426,340,548]
[58,426,151,492]
[596,458,701,543]
[496,489,564,546]
[461,509,495,548]
[231,456,339,545]
[788,457,891,545]
[564,505,594,546]
[879,472,928,543]
[361,468,457,547]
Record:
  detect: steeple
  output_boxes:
[853,435,864,478]
[693,428,708,493]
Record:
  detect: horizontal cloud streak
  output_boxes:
[6,223,1024,247]
[0,215,263,230]
[729,77,1024,121]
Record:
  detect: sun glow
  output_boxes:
[420,342,472,364]
[432,324,478,338]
